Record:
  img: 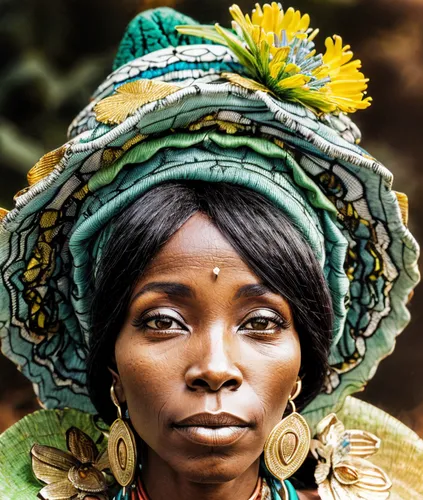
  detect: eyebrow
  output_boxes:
[233,283,274,299]
[130,282,195,305]
[130,281,274,306]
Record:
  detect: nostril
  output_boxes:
[190,377,241,391]
[192,379,209,388]
[222,379,239,389]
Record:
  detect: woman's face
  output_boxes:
[113,212,301,484]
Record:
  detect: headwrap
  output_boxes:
[0,6,419,436]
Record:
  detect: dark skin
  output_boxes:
[112,213,319,499]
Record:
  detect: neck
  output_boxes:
[140,449,261,500]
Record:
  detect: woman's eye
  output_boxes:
[241,312,289,333]
[145,317,181,330]
[245,318,273,330]
[131,311,187,334]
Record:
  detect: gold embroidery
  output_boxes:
[94,80,181,125]
[0,208,9,221]
[312,414,392,499]
[31,427,111,500]
[222,72,272,95]
[27,146,67,186]
[394,191,409,227]
[188,113,247,135]
[102,134,147,167]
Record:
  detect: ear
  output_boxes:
[108,366,126,404]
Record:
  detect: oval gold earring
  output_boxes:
[264,379,311,482]
[108,385,138,488]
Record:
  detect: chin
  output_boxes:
[167,452,259,484]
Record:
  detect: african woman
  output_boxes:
[0,4,422,499]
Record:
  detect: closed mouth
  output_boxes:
[173,412,250,428]
[172,412,251,446]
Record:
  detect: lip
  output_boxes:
[174,425,249,446]
[174,412,250,427]
[173,412,251,446]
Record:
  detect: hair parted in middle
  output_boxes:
[87,180,333,424]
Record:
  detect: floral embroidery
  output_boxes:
[312,414,392,499]
[31,427,112,499]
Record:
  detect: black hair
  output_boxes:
[88,180,333,425]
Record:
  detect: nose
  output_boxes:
[185,326,243,392]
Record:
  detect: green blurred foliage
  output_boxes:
[1,0,423,432]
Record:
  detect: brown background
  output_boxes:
[0,0,422,434]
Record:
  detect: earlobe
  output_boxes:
[107,366,126,403]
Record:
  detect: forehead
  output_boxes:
[138,212,258,282]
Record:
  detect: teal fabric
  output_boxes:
[0,7,419,437]
[285,480,299,500]
[113,8,213,71]
[266,479,298,500]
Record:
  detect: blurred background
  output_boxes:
[0,0,423,434]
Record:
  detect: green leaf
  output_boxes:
[290,88,336,114]
[214,25,259,77]
[257,40,271,78]
[175,25,227,45]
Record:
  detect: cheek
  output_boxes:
[248,333,301,426]
[114,334,184,439]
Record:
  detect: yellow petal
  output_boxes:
[251,3,264,26]
[270,46,290,61]
[284,63,301,74]
[282,7,295,31]
[298,13,310,31]
[277,73,310,90]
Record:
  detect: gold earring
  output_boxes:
[264,379,311,483]
[108,385,138,488]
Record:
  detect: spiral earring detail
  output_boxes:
[264,379,311,482]
[108,385,138,488]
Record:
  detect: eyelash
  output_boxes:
[132,311,290,334]
[132,312,186,333]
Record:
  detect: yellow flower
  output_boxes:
[176,3,372,115]
[249,3,311,43]
[312,35,372,113]
[229,3,312,57]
